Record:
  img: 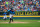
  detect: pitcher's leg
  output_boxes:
[12,18,13,22]
[9,18,11,23]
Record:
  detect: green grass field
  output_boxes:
[0,19,40,27]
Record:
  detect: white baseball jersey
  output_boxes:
[3,15,7,19]
[9,14,13,18]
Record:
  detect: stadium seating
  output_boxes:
[0,0,40,12]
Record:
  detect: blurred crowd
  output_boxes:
[0,0,40,12]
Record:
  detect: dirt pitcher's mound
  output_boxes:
[11,22,28,23]
[38,21,40,22]
[0,22,29,24]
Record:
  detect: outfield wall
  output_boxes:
[0,11,40,20]
[0,17,40,20]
